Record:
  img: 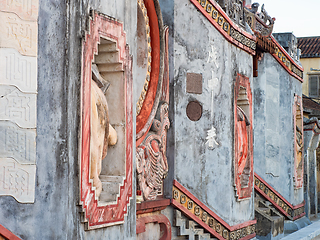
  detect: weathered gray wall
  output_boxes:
[0,0,136,239]
[253,53,303,206]
[161,0,254,226]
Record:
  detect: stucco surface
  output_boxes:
[253,53,303,206]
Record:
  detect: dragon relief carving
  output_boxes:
[136,103,170,201]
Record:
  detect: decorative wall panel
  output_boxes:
[234,74,253,200]
[0,0,38,203]
[80,12,133,229]
[293,95,303,189]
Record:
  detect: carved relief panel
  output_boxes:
[136,0,170,201]
[0,0,38,203]
[80,13,133,229]
[234,74,253,200]
[293,95,303,189]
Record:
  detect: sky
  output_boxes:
[253,0,320,37]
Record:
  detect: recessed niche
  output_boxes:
[92,37,126,205]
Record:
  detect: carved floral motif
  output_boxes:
[137,103,170,200]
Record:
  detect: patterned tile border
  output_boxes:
[172,180,256,240]
[254,173,305,220]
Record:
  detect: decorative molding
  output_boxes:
[80,13,133,229]
[136,214,172,240]
[271,36,303,81]
[0,224,21,240]
[190,0,256,55]
[136,0,165,140]
[136,198,170,215]
[234,74,253,200]
[172,180,256,240]
[254,173,305,220]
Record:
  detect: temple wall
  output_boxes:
[253,53,303,206]
[161,0,255,226]
[0,0,136,239]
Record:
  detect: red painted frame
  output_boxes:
[136,0,164,143]
[172,180,256,240]
[293,95,304,189]
[136,214,172,240]
[234,74,253,200]
[80,13,133,229]
[0,225,21,240]
[254,173,305,220]
[190,0,256,55]
[270,36,304,82]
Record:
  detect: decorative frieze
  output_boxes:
[254,174,305,220]
[0,85,37,128]
[0,11,38,56]
[0,158,36,203]
[172,181,257,240]
[0,48,37,93]
[190,0,256,55]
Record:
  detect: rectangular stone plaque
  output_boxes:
[0,121,36,164]
[0,85,37,128]
[0,158,36,203]
[0,11,38,57]
[186,72,202,94]
[0,0,39,21]
[0,48,37,93]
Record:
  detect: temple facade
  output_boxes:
[0,0,314,240]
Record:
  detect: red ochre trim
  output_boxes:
[80,14,133,229]
[173,180,257,232]
[270,36,304,82]
[136,214,172,240]
[0,225,21,240]
[136,198,171,215]
[190,0,256,55]
[136,0,161,134]
[254,173,305,218]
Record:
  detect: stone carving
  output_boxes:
[0,48,37,93]
[0,0,38,21]
[0,121,36,164]
[0,158,36,203]
[293,95,303,188]
[0,85,37,128]
[234,75,253,200]
[0,12,37,56]
[136,103,170,200]
[90,78,117,198]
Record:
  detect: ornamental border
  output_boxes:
[79,13,133,229]
[190,0,256,55]
[172,180,256,240]
[254,173,305,220]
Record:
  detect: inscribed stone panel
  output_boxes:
[0,12,37,56]
[0,0,38,21]
[0,48,37,93]
[0,158,36,203]
[0,121,36,164]
[0,85,37,128]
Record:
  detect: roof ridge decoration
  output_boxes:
[254,173,305,221]
[244,3,304,81]
[172,180,257,240]
[190,0,256,55]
